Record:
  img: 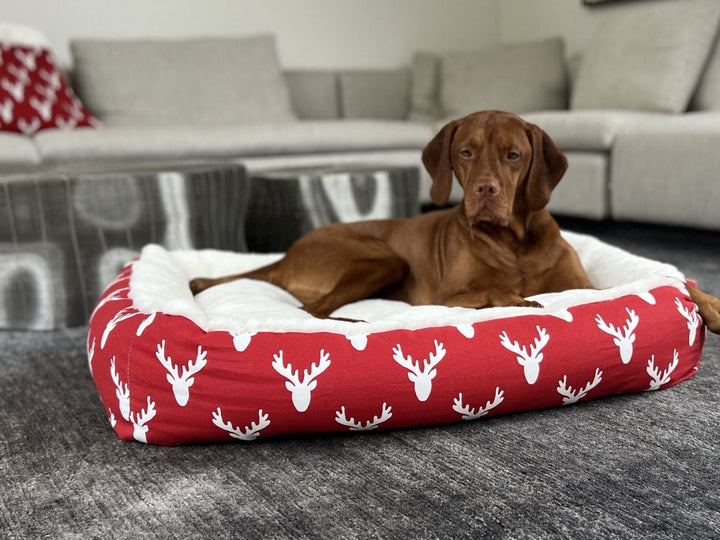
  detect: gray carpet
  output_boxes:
[1,220,719,539]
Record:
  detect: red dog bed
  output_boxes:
[88,232,704,445]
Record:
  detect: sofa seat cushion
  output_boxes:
[611,112,720,229]
[71,35,295,127]
[88,234,703,445]
[521,110,664,152]
[0,132,40,169]
[34,121,435,164]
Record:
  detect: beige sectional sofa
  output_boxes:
[4,0,720,230]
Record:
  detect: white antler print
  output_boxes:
[212,408,270,441]
[90,286,129,319]
[29,95,53,121]
[130,396,156,443]
[557,368,603,405]
[498,326,549,385]
[452,388,504,420]
[595,308,639,364]
[14,49,37,70]
[271,350,331,412]
[647,350,679,391]
[0,98,13,123]
[335,403,393,431]
[392,340,446,401]
[675,298,701,346]
[110,356,130,421]
[101,308,155,348]
[87,338,95,373]
[101,307,138,348]
[35,82,56,101]
[1,78,24,102]
[55,116,78,130]
[38,67,60,89]
[7,64,29,85]
[155,340,208,406]
[17,117,40,135]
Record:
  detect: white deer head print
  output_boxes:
[595,308,639,364]
[675,298,701,347]
[155,340,208,406]
[392,340,446,401]
[498,326,550,385]
[271,349,331,412]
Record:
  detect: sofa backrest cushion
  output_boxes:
[690,32,720,111]
[439,37,568,119]
[571,0,720,113]
[284,70,339,119]
[338,69,410,120]
[71,35,296,126]
[409,52,442,122]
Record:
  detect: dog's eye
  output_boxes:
[459,149,473,158]
[507,151,520,160]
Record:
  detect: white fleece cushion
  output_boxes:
[129,231,686,335]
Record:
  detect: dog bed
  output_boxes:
[87,231,705,445]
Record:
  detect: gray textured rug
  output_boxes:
[1,220,719,539]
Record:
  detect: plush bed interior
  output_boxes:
[128,231,688,335]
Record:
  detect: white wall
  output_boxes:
[2,0,500,68]
[499,0,599,58]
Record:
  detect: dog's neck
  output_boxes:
[454,207,561,260]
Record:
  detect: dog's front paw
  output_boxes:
[518,299,543,308]
[687,284,720,335]
[701,295,720,334]
[189,277,211,295]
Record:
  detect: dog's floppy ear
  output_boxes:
[422,120,458,206]
[525,123,568,211]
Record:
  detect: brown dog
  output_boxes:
[190,110,720,333]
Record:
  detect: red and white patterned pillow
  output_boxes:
[0,27,97,134]
[88,232,705,445]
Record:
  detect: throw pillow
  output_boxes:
[439,37,568,118]
[71,35,296,127]
[408,52,442,122]
[571,0,720,113]
[338,69,410,120]
[0,23,97,134]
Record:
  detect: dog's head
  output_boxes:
[422,110,567,228]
